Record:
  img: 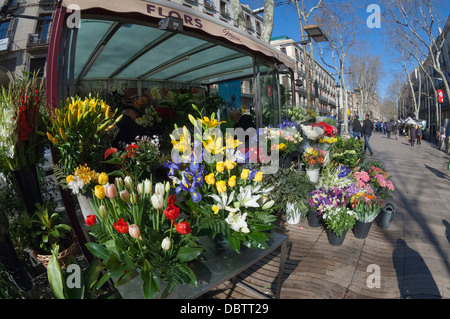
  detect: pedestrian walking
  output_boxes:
[362,113,374,156]
[383,122,387,135]
[387,122,392,139]
[410,124,416,147]
[352,115,361,140]
[416,125,422,145]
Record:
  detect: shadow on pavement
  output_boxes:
[424,164,450,181]
[393,238,441,299]
[443,220,450,244]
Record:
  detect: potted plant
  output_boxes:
[350,193,382,238]
[322,206,357,246]
[22,203,76,268]
[261,166,315,225]
[302,147,326,183]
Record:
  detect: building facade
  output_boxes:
[270,35,337,116]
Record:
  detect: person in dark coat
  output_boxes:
[362,113,374,156]
[230,108,256,150]
[409,124,417,147]
[387,122,393,139]
[112,107,142,149]
[352,115,361,140]
[416,125,422,145]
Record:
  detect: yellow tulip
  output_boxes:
[94,185,105,200]
[216,161,225,173]
[278,143,287,151]
[98,172,108,185]
[241,169,250,179]
[228,175,236,187]
[254,171,263,182]
[224,159,236,170]
[216,180,227,193]
[205,173,215,185]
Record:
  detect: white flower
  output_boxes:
[161,237,171,250]
[225,211,250,233]
[237,186,262,208]
[209,191,239,213]
[67,175,85,194]
[301,125,324,140]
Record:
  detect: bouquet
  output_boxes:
[165,105,277,253]
[350,192,383,223]
[311,121,337,137]
[85,175,202,299]
[301,124,324,141]
[317,164,353,190]
[65,164,102,195]
[302,147,326,169]
[46,95,122,174]
[287,106,315,123]
[133,96,162,128]
[0,72,46,171]
[307,186,349,215]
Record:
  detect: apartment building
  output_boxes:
[270,35,337,116]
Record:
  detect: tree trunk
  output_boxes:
[230,0,247,32]
[260,0,274,43]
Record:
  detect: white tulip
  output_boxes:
[155,182,165,197]
[161,237,171,250]
[143,179,152,194]
[151,193,164,209]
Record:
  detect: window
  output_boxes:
[220,1,228,14]
[29,57,46,78]
[280,47,286,54]
[36,15,52,43]
[0,22,10,39]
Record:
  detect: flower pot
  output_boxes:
[32,233,78,269]
[280,155,292,168]
[327,229,347,246]
[12,163,43,216]
[307,209,321,227]
[353,220,373,239]
[77,193,95,219]
[286,202,301,224]
[305,168,320,183]
[378,203,395,228]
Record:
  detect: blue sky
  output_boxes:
[242,0,450,99]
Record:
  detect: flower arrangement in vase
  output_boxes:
[302,147,326,183]
[164,105,277,253]
[85,174,202,299]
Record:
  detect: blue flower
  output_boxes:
[163,161,181,176]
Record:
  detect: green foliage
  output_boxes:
[261,166,315,221]
[23,203,72,253]
[330,136,365,168]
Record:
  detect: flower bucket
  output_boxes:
[378,203,395,228]
[286,202,301,224]
[77,194,95,219]
[307,209,321,227]
[32,233,78,269]
[327,229,347,246]
[12,164,43,216]
[353,220,373,239]
[305,168,320,183]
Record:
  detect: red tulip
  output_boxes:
[85,214,97,226]
[175,221,192,235]
[167,194,177,206]
[113,218,129,234]
[104,147,118,159]
[163,204,180,221]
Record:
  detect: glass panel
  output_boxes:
[171,56,253,82]
[116,34,207,78]
[147,46,240,80]
[85,24,167,78]
[74,20,115,78]
[260,66,280,127]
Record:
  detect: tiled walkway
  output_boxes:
[203,133,450,299]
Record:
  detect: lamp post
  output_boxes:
[336,82,341,134]
[297,23,328,110]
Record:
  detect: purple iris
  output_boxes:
[163,161,181,176]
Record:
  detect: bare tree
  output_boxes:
[314,0,360,133]
[348,46,383,117]
[384,0,449,129]
[231,0,247,32]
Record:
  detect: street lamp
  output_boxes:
[297,24,328,111]
[336,82,341,134]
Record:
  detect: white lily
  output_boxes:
[237,186,261,208]
[209,191,239,213]
[225,211,250,233]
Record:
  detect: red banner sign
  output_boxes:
[438,89,444,103]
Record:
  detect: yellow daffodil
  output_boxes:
[216,180,227,193]
[205,173,215,185]
[94,185,105,200]
[216,161,225,173]
[278,143,287,151]
[198,116,226,128]
[254,171,263,182]
[228,175,236,187]
[98,172,108,185]
[241,169,250,179]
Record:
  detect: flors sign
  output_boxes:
[146,4,203,28]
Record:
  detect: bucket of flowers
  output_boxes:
[164,105,277,254]
[84,175,202,299]
[302,147,326,183]
[350,191,383,239]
